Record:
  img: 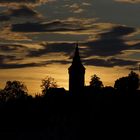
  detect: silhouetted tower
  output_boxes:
[68,43,85,93]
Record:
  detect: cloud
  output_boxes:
[0,23,139,70]
[0,42,71,69]
[0,39,139,70]
[115,0,140,4]
[83,25,137,57]
[0,44,28,53]
[25,38,139,69]
[4,6,39,18]
[0,54,26,69]
[0,47,47,69]
[83,58,138,67]
[67,3,84,14]
[0,52,68,69]
[64,2,91,14]
[0,55,20,62]
[0,15,10,21]
[0,43,36,63]
[99,26,135,39]
[0,6,43,41]
[0,17,97,42]
[0,27,29,41]
[11,20,87,32]
[27,42,75,57]
[0,62,46,69]
[0,5,43,41]
[0,5,41,22]
[0,0,53,7]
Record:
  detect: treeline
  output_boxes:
[0,71,139,102]
[0,71,139,140]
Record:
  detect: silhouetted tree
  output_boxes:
[0,89,7,102]
[1,80,28,101]
[128,71,139,91]
[114,71,139,92]
[114,77,128,91]
[41,76,58,95]
[89,74,103,89]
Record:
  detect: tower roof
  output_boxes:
[69,43,85,70]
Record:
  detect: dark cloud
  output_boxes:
[0,62,45,69]
[14,25,138,60]
[0,44,29,69]
[83,26,137,57]
[131,42,140,50]
[129,66,139,71]
[0,54,24,69]
[5,6,39,17]
[11,20,87,32]
[26,39,139,69]
[0,0,49,6]
[115,0,140,4]
[49,60,70,65]
[0,55,20,62]
[0,44,28,52]
[83,58,138,67]
[0,15,10,21]
[0,53,49,69]
[0,0,39,3]
[0,6,40,21]
[12,22,48,32]
[0,23,139,70]
[0,55,138,69]
[0,42,74,69]
[0,57,69,69]
[99,26,135,39]
[0,42,72,69]
[27,42,75,57]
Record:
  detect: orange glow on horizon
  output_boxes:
[0,63,134,96]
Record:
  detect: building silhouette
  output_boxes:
[68,43,85,93]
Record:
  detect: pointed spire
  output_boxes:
[70,42,85,70]
[75,42,80,56]
[72,42,80,63]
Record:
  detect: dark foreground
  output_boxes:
[0,90,140,140]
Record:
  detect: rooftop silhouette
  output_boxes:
[68,43,85,93]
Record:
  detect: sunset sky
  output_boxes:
[0,0,140,95]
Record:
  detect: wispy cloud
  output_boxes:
[11,20,86,33]
[66,3,84,14]
[83,58,138,67]
[10,18,97,33]
[0,0,54,7]
[83,25,137,57]
[115,0,140,4]
[0,26,139,70]
[0,5,42,22]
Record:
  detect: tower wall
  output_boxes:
[69,68,85,93]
